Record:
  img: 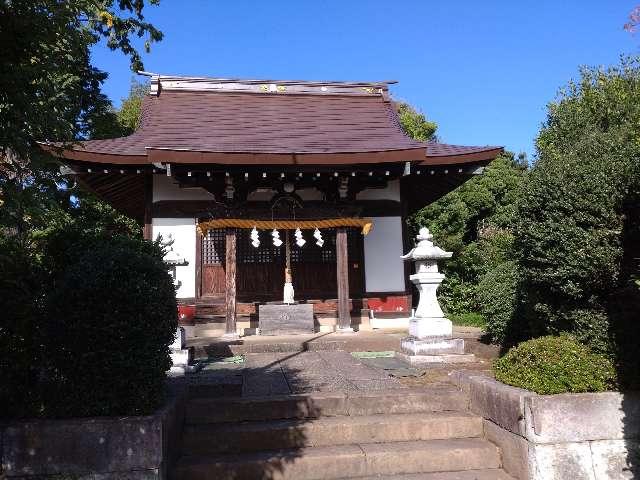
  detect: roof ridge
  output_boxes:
[138,71,397,88]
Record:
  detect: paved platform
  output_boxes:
[187,350,406,397]
[186,350,494,398]
[187,327,498,358]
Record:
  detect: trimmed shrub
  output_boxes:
[494,335,616,394]
[45,235,177,417]
[477,261,520,345]
[449,312,486,328]
[439,276,478,316]
[0,240,46,419]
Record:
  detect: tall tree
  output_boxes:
[624,5,640,33]
[0,0,162,172]
[397,103,438,141]
[411,152,527,316]
[91,78,149,139]
[515,58,640,386]
[0,1,162,246]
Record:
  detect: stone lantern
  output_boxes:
[400,228,467,362]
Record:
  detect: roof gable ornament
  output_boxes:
[138,71,394,97]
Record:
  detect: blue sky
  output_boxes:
[91,1,638,159]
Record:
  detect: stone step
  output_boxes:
[183,412,483,454]
[186,387,469,424]
[335,470,514,480]
[192,338,352,357]
[172,438,502,480]
[191,320,226,336]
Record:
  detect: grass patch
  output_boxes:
[351,351,395,359]
[450,312,486,328]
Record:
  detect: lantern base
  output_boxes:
[409,316,452,338]
[400,336,466,356]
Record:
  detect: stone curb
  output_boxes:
[450,370,640,480]
[0,380,187,479]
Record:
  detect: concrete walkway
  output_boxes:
[185,328,498,396]
[187,350,406,397]
[242,351,405,396]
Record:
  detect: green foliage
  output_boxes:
[397,103,437,141]
[0,0,162,172]
[477,261,520,345]
[46,235,177,417]
[411,153,526,315]
[494,335,616,394]
[516,58,640,356]
[118,79,149,134]
[0,239,46,418]
[450,312,486,328]
[92,78,149,138]
[0,194,173,419]
[0,231,176,419]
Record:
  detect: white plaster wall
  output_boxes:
[356,179,400,201]
[152,218,196,299]
[363,216,406,292]
[153,174,215,202]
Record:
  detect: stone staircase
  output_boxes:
[171,387,514,480]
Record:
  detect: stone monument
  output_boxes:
[258,303,315,335]
[399,228,473,364]
[168,327,201,375]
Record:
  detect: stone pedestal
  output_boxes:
[401,336,465,355]
[168,327,201,375]
[259,303,315,335]
[409,316,452,338]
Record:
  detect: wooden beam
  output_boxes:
[336,227,352,331]
[225,228,237,336]
[195,226,202,299]
[143,173,153,240]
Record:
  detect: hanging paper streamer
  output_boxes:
[313,228,324,247]
[294,228,306,247]
[271,228,283,247]
[250,227,260,248]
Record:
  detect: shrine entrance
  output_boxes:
[200,227,364,302]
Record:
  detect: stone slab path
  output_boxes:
[189,350,407,397]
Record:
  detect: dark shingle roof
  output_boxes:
[49,75,502,166]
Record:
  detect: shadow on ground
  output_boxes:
[176,347,406,480]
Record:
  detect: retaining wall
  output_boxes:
[451,371,640,480]
[0,380,186,479]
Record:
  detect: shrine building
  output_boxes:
[48,73,502,336]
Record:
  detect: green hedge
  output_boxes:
[0,240,46,419]
[477,261,520,345]
[449,312,486,328]
[494,335,616,394]
[515,59,640,355]
[0,234,177,419]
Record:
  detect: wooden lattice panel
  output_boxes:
[202,229,225,265]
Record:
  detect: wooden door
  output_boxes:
[201,229,226,298]
[204,227,364,302]
[236,229,285,301]
[288,228,363,299]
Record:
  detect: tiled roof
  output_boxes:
[48,75,502,166]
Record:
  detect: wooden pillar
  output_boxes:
[225,228,237,337]
[143,172,153,240]
[336,227,352,331]
[195,227,202,299]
